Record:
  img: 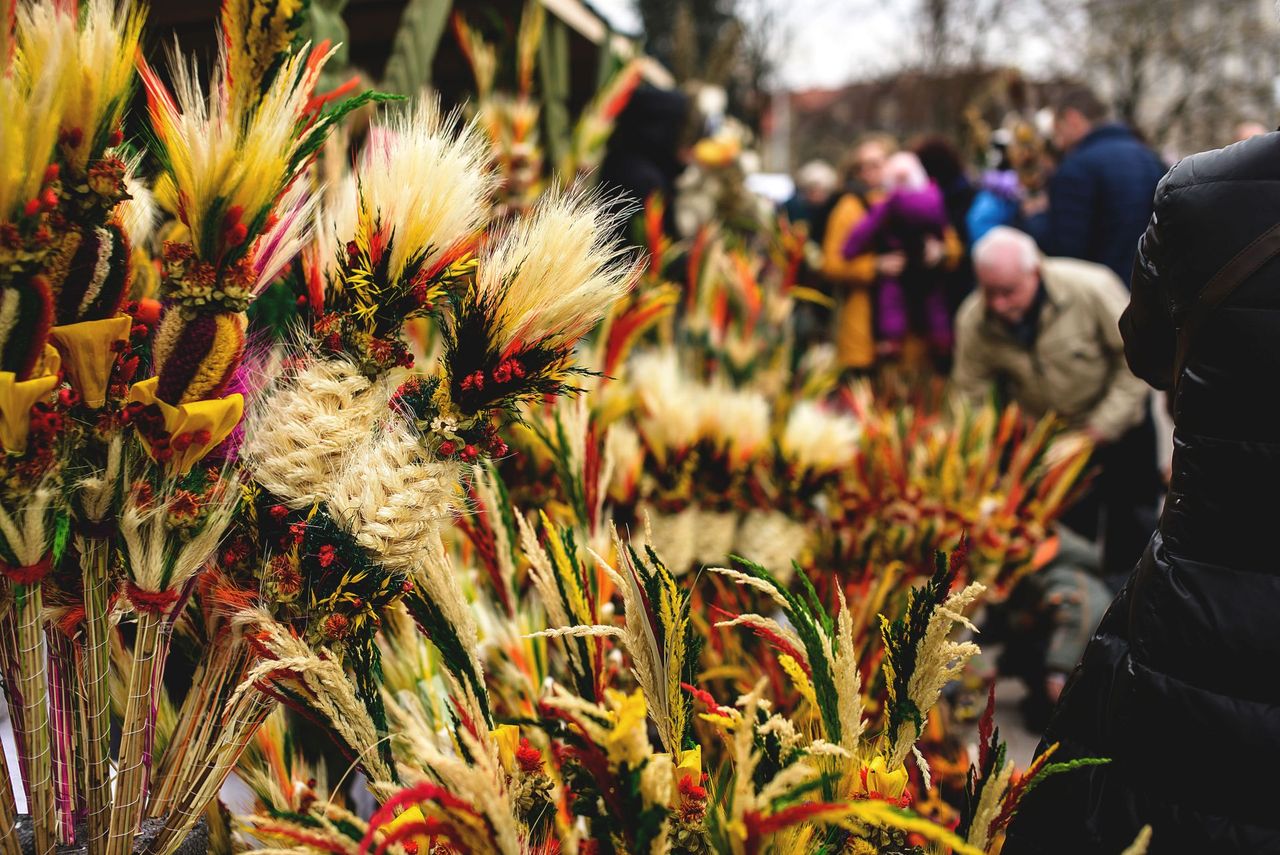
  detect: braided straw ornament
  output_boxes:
[326,419,462,573]
[242,358,388,509]
[635,504,697,576]
[734,509,809,583]
[693,508,739,566]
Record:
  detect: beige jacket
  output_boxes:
[951,256,1148,441]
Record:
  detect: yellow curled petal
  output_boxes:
[494,724,520,774]
[0,346,61,454]
[128,376,244,476]
[866,755,908,800]
[50,315,133,409]
[675,744,702,788]
[383,804,432,849]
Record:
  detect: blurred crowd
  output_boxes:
[777,84,1273,729]
[596,78,1275,735]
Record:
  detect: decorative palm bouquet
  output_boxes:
[0,4,1121,855]
[0,0,376,850]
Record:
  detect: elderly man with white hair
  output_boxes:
[952,226,1159,582]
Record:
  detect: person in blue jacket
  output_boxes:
[1024,87,1167,286]
[967,132,1023,245]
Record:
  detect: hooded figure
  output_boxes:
[1004,129,1280,855]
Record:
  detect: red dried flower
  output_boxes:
[317,544,337,569]
[130,479,155,508]
[322,613,350,640]
[516,739,543,774]
[169,490,201,520]
[270,555,302,596]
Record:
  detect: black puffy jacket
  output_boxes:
[1003,132,1280,854]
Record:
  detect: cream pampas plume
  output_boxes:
[699,382,770,468]
[117,171,158,251]
[328,98,496,291]
[629,349,701,461]
[472,186,639,354]
[316,98,497,375]
[780,400,861,477]
[881,549,984,772]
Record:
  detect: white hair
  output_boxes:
[973,226,1040,273]
[883,152,929,191]
[797,160,838,193]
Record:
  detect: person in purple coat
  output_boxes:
[841,152,959,360]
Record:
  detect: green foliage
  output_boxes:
[1021,756,1111,800]
[302,0,352,92]
[403,584,493,727]
[381,0,455,99]
[538,19,571,173]
[880,550,958,749]
[728,556,844,746]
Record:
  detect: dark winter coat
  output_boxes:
[1004,131,1280,854]
[1026,124,1166,286]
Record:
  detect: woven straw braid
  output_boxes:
[326,422,463,572]
[734,509,809,583]
[243,359,387,509]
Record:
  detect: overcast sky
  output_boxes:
[589,0,1064,90]
[589,0,923,88]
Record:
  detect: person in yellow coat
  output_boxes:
[821,134,898,375]
[822,134,965,375]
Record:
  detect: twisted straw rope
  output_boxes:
[242,358,388,509]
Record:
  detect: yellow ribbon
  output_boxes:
[127,376,243,476]
[50,315,132,409]
[0,346,61,454]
